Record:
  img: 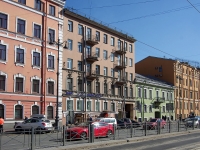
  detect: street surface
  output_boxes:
[92,132,200,150]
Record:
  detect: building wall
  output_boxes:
[62,9,136,125]
[0,0,65,121]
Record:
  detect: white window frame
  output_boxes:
[103,101,108,110]
[0,40,8,64]
[76,98,83,111]
[14,45,26,67]
[48,27,56,42]
[14,73,25,92]
[0,71,8,91]
[67,58,73,69]
[111,37,114,46]
[68,39,73,50]
[32,22,42,39]
[129,58,132,67]
[46,78,55,95]
[0,11,9,30]
[86,99,92,111]
[31,104,40,115]
[130,73,132,81]
[104,67,107,76]
[30,76,41,94]
[111,68,114,77]
[31,48,41,69]
[78,24,82,35]
[68,20,73,32]
[129,44,132,52]
[78,42,82,53]
[16,17,27,35]
[95,100,101,111]
[110,53,114,62]
[46,52,55,72]
[66,98,74,111]
[103,50,107,60]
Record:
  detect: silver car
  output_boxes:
[185,118,200,128]
[14,118,54,133]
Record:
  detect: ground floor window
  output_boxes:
[32,105,39,115]
[0,104,4,119]
[47,106,53,119]
[15,105,23,119]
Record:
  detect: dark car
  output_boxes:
[131,120,141,128]
[117,118,131,129]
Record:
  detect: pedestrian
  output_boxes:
[0,116,4,133]
[135,116,137,121]
[89,116,93,122]
[24,116,28,121]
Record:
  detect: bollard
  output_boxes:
[88,124,94,143]
[31,127,35,150]
[169,121,171,133]
[130,123,133,138]
[62,125,65,146]
[178,121,180,132]
[113,123,116,140]
[88,124,91,143]
[144,122,147,136]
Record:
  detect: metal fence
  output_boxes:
[0,121,199,150]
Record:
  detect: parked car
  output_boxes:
[185,118,200,128]
[66,122,113,139]
[117,118,132,129]
[143,118,166,130]
[97,118,117,126]
[14,118,54,133]
[131,120,141,128]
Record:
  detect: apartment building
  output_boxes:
[135,56,200,120]
[0,0,65,121]
[62,8,136,124]
[135,74,175,122]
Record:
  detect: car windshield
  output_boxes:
[150,119,157,122]
[189,118,198,121]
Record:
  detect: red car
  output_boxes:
[143,118,166,130]
[66,122,113,139]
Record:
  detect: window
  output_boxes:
[32,79,39,93]
[16,48,24,64]
[48,55,54,69]
[96,82,100,93]
[162,106,165,112]
[103,34,107,44]
[118,39,121,50]
[96,48,100,57]
[68,20,73,32]
[190,91,193,99]
[162,91,165,100]
[149,105,152,112]
[0,44,6,61]
[87,100,92,111]
[67,78,73,91]
[78,24,83,35]
[17,19,25,34]
[67,58,73,69]
[111,37,114,46]
[87,81,92,93]
[110,53,114,62]
[130,73,133,81]
[144,89,147,98]
[47,106,53,119]
[96,31,100,41]
[104,102,108,110]
[167,92,169,100]
[77,100,83,111]
[104,83,107,94]
[15,77,23,92]
[125,87,128,97]
[0,13,8,29]
[78,79,83,92]
[103,50,107,60]
[33,52,40,67]
[111,84,115,95]
[66,99,73,110]
[95,101,100,111]
[18,0,26,4]
[96,65,100,75]
[138,88,141,98]
[156,90,159,97]
[111,102,115,112]
[104,67,107,76]
[87,28,91,39]
[118,86,122,96]
[130,87,133,97]
[78,42,82,53]
[0,75,5,91]
[49,29,55,42]
[111,68,114,77]
[190,79,192,87]
[34,24,41,38]
[149,90,152,99]
[144,105,147,112]
[125,57,127,66]
[190,102,193,110]
[15,105,23,119]
[49,5,55,16]
[129,44,132,52]
[124,42,127,51]
[78,61,82,71]
[68,39,73,50]
[125,72,128,80]
[47,81,54,94]
[35,0,43,11]
[129,58,133,66]
[32,105,39,115]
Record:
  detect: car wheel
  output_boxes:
[15,127,22,132]
[106,130,112,137]
[80,132,87,140]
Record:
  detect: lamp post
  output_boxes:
[176,75,182,121]
[49,34,67,129]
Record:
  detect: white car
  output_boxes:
[14,118,54,133]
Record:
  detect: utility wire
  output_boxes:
[77,0,162,10]
[187,0,200,13]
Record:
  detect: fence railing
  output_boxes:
[0,120,199,150]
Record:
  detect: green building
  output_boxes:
[135,74,175,122]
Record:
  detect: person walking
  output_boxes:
[0,116,4,133]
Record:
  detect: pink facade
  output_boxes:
[0,0,65,121]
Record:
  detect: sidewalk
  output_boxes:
[37,129,200,150]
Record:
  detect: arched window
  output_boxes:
[15,105,23,119]
[32,105,39,115]
[0,104,4,119]
[47,106,53,119]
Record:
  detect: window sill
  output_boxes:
[15,63,25,67]
[0,60,6,64]
[32,65,41,70]
[47,68,55,72]
[47,94,55,96]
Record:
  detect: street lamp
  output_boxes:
[176,75,182,121]
[49,33,68,129]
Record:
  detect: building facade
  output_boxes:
[135,56,200,120]
[62,8,136,124]
[135,74,175,122]
[0,0,65,121]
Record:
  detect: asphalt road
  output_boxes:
[92,131,200,150]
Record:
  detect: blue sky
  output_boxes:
[65,0,200,64]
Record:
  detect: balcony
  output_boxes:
[86,52,98,63]
[113,46,126,55]
[86,35,99,45]
[115,77,126,85]
[86,70,97,80]
[153,97,165,108]
[114,61,126,69]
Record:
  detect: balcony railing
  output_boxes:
[86,52,98,62]
[114,61,126,69]
[112,46,126,55]
[115,77,126,85]
[86,35,99,45]
[86,70,97,80]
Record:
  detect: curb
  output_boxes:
[37,129,200,150]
